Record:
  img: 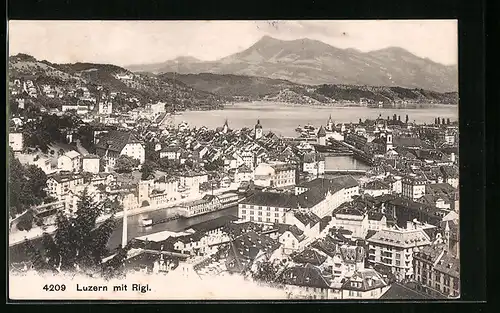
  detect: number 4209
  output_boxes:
[43,284,66,291]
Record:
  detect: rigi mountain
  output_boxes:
[127,36,458,93]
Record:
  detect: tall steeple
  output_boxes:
[327,115,334,131]
[444,220,451,251]
[254,119,263,140]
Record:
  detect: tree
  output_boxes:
[447,118,451,125]
[437,117,441,125]
[16,210,35,231]
[141,161,155,180]
[26,189,128,277]
[141,200,150,207]
[103,197,124,213]
[115,155,140,173]
[405,115,409,124]
[398,115,401,121]
[252,261,279,283]
[441,117,446,125]
[393,114,397,121]
[434,118,438,125]
[9,149,50,217]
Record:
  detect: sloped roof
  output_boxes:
[380,282,434,299]
[298,176,359,194]
[339,245,365,264]
[278,263,331,289]
[188,215,238,233]
[365,180,390,190]
[237,164,253,173]
[291,249,327,266]
[95,130,143,152]
[225,231,280,273]
[440,165,459,178]
[241,192,298,209]
[311,236,340,258]
[63,150,81,159]
[317,126,327,137]
[393,137,424,148]
[294,211,321,227]
[275,224,305,241]
[341,268,387,291]
[368,228,431,248]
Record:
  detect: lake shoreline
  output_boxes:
[171,101,458,138]
[221,101,457,110]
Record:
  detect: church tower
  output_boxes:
[223,119,229,134]
[386,130,393,152]
[317,126,327,145]
[254,119,263,140]
[444,220,451,251]
[327,115,334,131]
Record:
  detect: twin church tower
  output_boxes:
[222,119,263,140]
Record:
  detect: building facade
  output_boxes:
[367,224,432,281]
[401,176,426,201]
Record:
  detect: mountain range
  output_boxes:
[8,53,229,110]
[8,53,458,109]
[126,36,458,93]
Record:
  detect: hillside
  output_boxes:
[158,72,459,105]
[129,36,458,93]
[8,54,230,111]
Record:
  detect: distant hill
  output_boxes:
[129,36,458,93]
[8,54,230,110]
[159,72,459,105]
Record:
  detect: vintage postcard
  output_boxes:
[8,20,459,300]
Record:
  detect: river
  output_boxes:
[9,206,238,264]
[171,102,459,137]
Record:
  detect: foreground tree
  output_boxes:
[9,148,50,218]
[26,189,129,278]
[251,261,279,283]
[115,155,140,173]
[140,161,156,180]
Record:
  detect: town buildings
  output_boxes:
[413,243,460,298]
[254,162,296,188]
[82,154,101,173]
[94,130,146,170]
[401,176,426,201]
[8,132,24,152]
[57,150,82,172]
[46,173,85,209]
[330,205,388,239]
[367,222,434,281]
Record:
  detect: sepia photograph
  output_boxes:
[8,20,460,300]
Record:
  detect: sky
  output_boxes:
[8,20,458,66]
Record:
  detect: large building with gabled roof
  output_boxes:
[94,130,145,170]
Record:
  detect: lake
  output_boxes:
[170,102,459,137]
